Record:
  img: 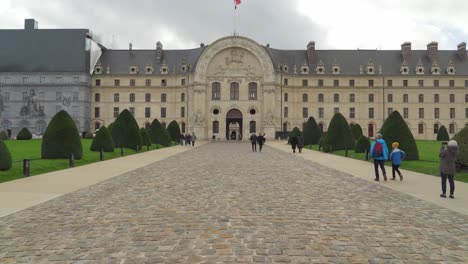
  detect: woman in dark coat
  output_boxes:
[291,135,298,153]
[297,133,304,153]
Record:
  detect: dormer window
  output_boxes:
[280,64,288,73]
[431,62,440,75]
[446,60,456,75]
[332,65,340,74]
[316,60,325,74]
[129,66,138,74]
[400,60,409,75]
[366,58,374,75]
[94,66,103,75]
[160,66,168,74]
[415,59,424,75]
[301,65,309,74]
[145,65,154,74]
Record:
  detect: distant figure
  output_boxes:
[297,133,304,153]
[180,133,185,146]
[250,133,257,152]
[257,133,265,152]
[191,133,197,147]
[238,133,242,141]
[439,140,458,199]
[187,133,192,147]
[212,135,216,141]
[291,134,298,153]
[370,133,389,181]
[389,142,405,181]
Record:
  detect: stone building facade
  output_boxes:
[91,36,468,140]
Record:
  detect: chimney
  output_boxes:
[24,19,38,30]
[457,42,466,60]
[156,41,163,63]
[307,41,316,65]
[401,42,411,60]
[200,43,205,47]
[426,41,438,63]
[129,42,133,50]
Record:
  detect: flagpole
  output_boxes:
[233,0,237,36]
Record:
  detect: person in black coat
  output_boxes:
[250,133,257,152]
[291,135,298,153]
[257,133,265,152]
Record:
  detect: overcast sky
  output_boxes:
[2,0,468,51]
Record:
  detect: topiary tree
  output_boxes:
[84,132,94,139]
[0,131,8,140]
[0,141,12,171]
[167,120,181,143]
[351,123,363,140]
[90,126,114,152]
[379,110,419,160]
[288,127,301,144]
[355,135,371,153]
[303,116,322,147]
[436,125,449,141]
[111,109,142,151]
[324,113,354,151]
[41,110,83,159]
[140,128,152,149]
[16,127,32,140]
[148,119,171,147]
[452,126,468,169]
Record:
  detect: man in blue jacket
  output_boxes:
[370,133,389,181]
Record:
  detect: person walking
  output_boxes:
[370,133,389,181]
[180,133,185,146]
[291,134,298,153]
[297,133,304,153]
[191,133,197,147]
[187,133,192,147]
[257,133,265,152]
[250,133,257,152]
[389,142,405,181]
[439,140,458,199]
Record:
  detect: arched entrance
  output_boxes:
[226,109,243,140]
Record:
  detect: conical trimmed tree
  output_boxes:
[351,123,363,140]
[148,119,170,146]
[303,116,322,146]
[452,126,468,169]
[379,110,419,160]
[90,126,114,152]
[42,110,83,159]
[324,113,354,151]
[0,131,8,140]
[140,128,152,149]
[355,135,371,153]
[16,127,32,140]
[0,141,12,171]
[436,125,449,141]
[111,109,142,151]
[167,121,181,143]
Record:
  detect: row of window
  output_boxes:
[211,82,258,100]
[283,107,468,120]
[95,78,186,87]
[95,106,186,119]
[1,92,79,102]
[285,93,468,103]
[95,93,186,103]
[284,78,468,87]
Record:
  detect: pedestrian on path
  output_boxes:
[250,133,257,152]
[297,133,304,153]
[439,140,458,199]
[389,142,405,181]
[370,133,389,181]
[180,133,185,146]
[191,133,197,147]
[291,134,298,153]
[257,133,265,152]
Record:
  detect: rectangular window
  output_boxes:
[284,93,288,102]
[450,80,455,87]
[403,80,408,87]
[113,107,119,118]
[465,80,468,87]
[387,94,393,103]
[318,107,324,118]
[349,80,355,87]
[213,121,219,133]
[450,108,455,119]
[181,107,185,118]
[333,80,339,87]
[318,94,324,102]
[318,79,324,87]
[434,94,439,103]
[94,107,100,118]
[181,78,186,86]
[161,107,166,118]
[419,94,424,103]
[284,107,288,118]
[435,108,440,119]
[387,80,393,87]
[388,108,393,117]
[114,79,120,86]
[350,107,355,119]
[73,92,78,101]
[334,107,339,114]
[418,80,424,87]
[145,79,151,86]
[181,93,185,102]
[130,79,135,86]
[129,107,135,116]
[450,94,455,103]
[95,93,100,102]
[334,94,339,102]
[369,108,374,119]
[95,79,101,86]
[349,94,355,103]
[284,78,288,85]
[403,108,409,118]
[369,94,374,103]
[302,79,308,87]
[56,92,62,101]
[145,93,151,102]
[419,108,424,118]
[368,80,374,87]
[145,107,151,118]
[434,80,439,87]
[302,107,308,118]
[302,94,308,102]
[161,79,167,86]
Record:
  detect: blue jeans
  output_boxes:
[441,173,455,195]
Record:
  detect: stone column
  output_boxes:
[191,84,207,139]
[262,84,277,139]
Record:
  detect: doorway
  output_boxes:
[226,109,243,140]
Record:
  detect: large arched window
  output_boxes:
[161,93,167,103]
[213,121,219,133]
[129,93,135,102]
[249,121,256,133]
[114,93,120,102]
[248,82,257,100]
[212,82,220,100]
[230,82,239,100]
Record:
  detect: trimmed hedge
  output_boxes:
[0,131,8,140]
[436,125,449,141]
[140,128,152,147]
[303,116,322,146]
[379,110,419,160]
[351,123,363,140]
[84,132,94,139]
[41,110,83,159]
[167,120,181,142]
[355,135,371,153]
[17,127,32,140]
[90,126,114,152]
[323,113,354,151]
[111,109,142,151]
[148,119,171,146]
[453,126,468,169]
[0,141,12,171]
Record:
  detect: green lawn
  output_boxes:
[0,139,169,183]
[306,140,468,183]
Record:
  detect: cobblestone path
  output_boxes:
[1,143,467,263]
